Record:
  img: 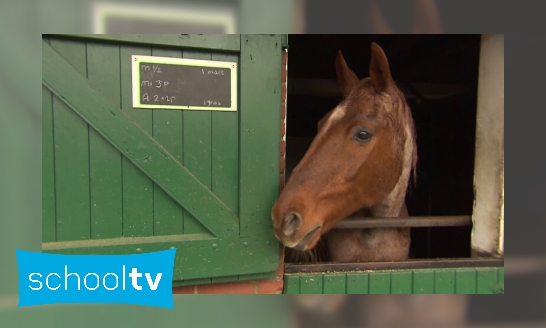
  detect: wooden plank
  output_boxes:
[49,38,90,242]
[300,275,323,294]
[120,45,154,237]
[42,234,279,281]
[434,270,456,294]
[42,85,56,243]
[413,271,435,294]
[472,34,504,256]
[86,40,123,240]
[182,49,213,235]
[391,271,413,294]
[477,267,498,294]
[281,34,289,48]
[150,47,184,236]
[455,269,477,294]
[323,274,346,294]
[284,258,504,273]
[237,273,264,281]
[284,275,300,294]
[57,34,241,52]
[173,278,212,287]
[347,273,369,294]
[498,268,504,293]
[239,34,282,236]
[369,272,391,294]
[43,40,237,237]
[211,52,240,216]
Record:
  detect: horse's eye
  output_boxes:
[353,128,373,143]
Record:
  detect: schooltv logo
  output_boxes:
[16,248,176,308]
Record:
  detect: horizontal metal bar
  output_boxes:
[284,258,504,273]
[333,215,472,229]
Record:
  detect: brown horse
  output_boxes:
[271,42,417,263]
[279,39,468,328]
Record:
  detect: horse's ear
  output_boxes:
[369,42,393,93]
[335,50,359,97]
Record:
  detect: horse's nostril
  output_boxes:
[283,212,302,236]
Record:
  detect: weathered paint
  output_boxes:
[471,34,504,256]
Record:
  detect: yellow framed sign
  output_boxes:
[132,55,238,111]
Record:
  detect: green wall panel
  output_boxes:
[285,267,504,294]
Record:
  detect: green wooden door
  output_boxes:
[42,34,283,286]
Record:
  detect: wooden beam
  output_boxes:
[52,34,241,52]
[43,234,280,281]
[285,258,504,273]
[471,35,504,257]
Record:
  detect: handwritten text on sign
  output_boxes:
[132,55,237,111]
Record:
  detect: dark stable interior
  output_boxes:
[285,34,481,260]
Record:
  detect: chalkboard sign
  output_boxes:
[132,55,237,111]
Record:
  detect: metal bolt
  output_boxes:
[136,248,142,253]
[212,243,218,249]
[243,242,248,248]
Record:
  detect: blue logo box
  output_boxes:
[16,249,176,308]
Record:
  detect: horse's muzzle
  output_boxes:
[292,225,322,251]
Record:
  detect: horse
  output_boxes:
[272,42,417,263]
[274,41,468,328]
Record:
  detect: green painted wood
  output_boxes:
[238,273,264,281]
[434,270,455,294]
[239,34,282,237]
[455,269,477,294]
[49,38,91,242]
[369,272,391,294]
[477,268,498,294]
[173,278,212,287]
[284,275,300,294]
[60,34,241,52]
[43,40,238,237]
[281,35,289,49]
[285,267,504,294]
[413,271,435,294]
[260,271,278,280]
[497,268,504,293]
[44,36,282,282]
[182,49,213,235]
[42,86,56,243]
[211,52,240,216]
[42,234,279,281]
[300,275,323,294]
[86,41,123,240]
[323,274,346,294]
[119,45,154,237]
[177,272,272,287]
[150,47,185,236]
[347,273,369,294]
[391,271,413,294]
[212,276,243,284]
